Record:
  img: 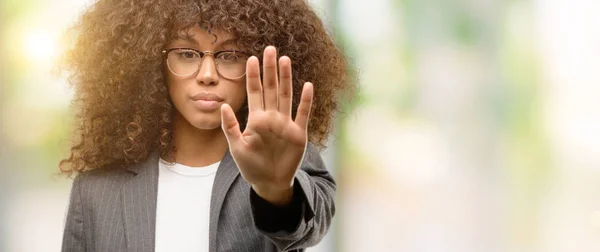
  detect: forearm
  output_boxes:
[249,144,336,251]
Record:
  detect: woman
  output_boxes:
[59,0,353,251]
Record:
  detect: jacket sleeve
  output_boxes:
[61,173,86,252]
[249,143,336,251]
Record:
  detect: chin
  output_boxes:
[187,114,222,130]
[191,121,222,130]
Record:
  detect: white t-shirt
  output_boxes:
[154,158,220,252]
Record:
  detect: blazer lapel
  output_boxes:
[208,150,240,252]
[121,152,160,252]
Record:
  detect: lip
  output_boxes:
[191,92,225,102]
[190,92,224,111]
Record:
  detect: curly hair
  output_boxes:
[58,0,354,175]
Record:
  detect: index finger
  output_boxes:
[246,56,263,112]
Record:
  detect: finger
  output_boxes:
[246,56,263,112]
[294,82,313,130]
[220,103,243,146]
[262,46,278,111]
[278,56,293,117]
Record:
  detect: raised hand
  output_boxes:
[220,46,313,206]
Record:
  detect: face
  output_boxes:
[165,24,247,130]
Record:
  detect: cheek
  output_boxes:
[166,78,187,108]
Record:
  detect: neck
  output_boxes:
[166,113,229,167]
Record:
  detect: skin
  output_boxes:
[165,25,246,169]
[166,24,314,206]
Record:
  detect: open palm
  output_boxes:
[220,46,313,205]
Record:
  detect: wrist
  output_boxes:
[251,181,294,206]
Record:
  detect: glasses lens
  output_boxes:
[167,49,201,76]
[215,51,248,79]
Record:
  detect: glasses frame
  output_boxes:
[162,48,250,80]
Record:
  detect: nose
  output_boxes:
[196,56,219,85]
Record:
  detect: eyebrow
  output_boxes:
[173,35,238,48]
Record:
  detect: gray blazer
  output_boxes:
[61,143,335,252]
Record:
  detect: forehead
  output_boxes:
[173,24,235,45]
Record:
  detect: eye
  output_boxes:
[217,51,241,61]
[175,49,200,61]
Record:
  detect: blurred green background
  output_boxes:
[2,0,600,251]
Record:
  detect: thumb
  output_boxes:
[220,103,242,146]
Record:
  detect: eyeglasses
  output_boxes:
[162,48,250,79]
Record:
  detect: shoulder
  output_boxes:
[77,166,131,183]
[72,167,132,197]
[75,150,160,186]
[303,142,324,165]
